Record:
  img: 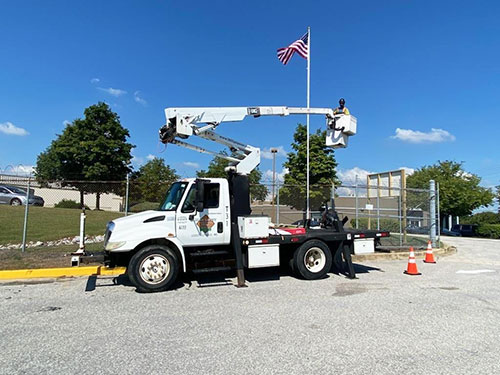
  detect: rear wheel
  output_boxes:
[292,240,332,280]
[128,245,179,293]
[10,198,22,206]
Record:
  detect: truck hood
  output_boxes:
[108,210,176,247]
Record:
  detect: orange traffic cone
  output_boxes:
[423,240,436,263]
[404,247,421,275]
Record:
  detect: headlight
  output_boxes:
[105,241,126,251]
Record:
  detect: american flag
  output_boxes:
[277,32,309,65]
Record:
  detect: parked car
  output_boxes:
[406,225,429,234]
[441,227,460,237]
[0,184,44,206]
[450,224,478,237]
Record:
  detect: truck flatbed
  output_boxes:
[244,228,389,247]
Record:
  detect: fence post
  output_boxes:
[429,180,437,248]
[276,181,280,225]
[355,175,359,229]
[21,174,31,252]
[401,170,407,244]
[330,181,335,209]
[376,185,380,230]
[398,191,402,247]
[436,182,441,245]
[125,173,130,216]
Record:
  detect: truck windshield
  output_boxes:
[159,182,188,211]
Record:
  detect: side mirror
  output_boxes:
[195,180,205,212]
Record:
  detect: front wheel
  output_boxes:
[10,198,22,206]
[292,240,332,280]
[128,245,179,293]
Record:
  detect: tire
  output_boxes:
[292,240,332,280]
[128,245,180,293]
[10,198,22,206]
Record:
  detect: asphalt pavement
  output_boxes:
[1,236,499,374]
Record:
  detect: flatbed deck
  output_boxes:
[244,228,390,246]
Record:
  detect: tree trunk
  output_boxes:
[80,190,85,209]
[96,192,101,210]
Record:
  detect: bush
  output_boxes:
[477,224,500,239]
[129,201,160,213]
[351,217,401,232]
[54,199,89,209]
[461,212,500,225]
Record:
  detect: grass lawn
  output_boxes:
[0,242,105,270]
[0,206,123,245]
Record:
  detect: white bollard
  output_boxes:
[79,211,86,251]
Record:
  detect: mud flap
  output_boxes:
[333,241,356,279]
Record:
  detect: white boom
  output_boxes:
[159,106,357,175]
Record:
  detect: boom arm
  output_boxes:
[159,106,356,175]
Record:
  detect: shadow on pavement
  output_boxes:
[84,262,382,292]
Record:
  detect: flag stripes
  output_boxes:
[277,32,309,65]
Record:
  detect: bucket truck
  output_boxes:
[90,106,388,292]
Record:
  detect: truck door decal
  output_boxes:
[197,214,215,234]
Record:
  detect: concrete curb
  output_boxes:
[352,245,457,262]
[0,266,126,280]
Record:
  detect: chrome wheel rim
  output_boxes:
[303,247,326,273]
[11,200,21,206]
[139,255,170,284]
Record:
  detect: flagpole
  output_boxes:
[306,26,311,220]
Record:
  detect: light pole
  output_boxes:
[271,148,278,223]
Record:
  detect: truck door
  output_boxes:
[176,182,230,246]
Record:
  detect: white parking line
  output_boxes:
[456,269,496,274]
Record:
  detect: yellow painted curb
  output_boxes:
[0,266,127,280]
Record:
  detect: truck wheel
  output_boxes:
[293,240,332,280]
[10,198,22,206]
[128,245,179,293]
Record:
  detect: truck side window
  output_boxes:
[203,183,219,208]
[181,183,220,212]
[181,186,197,213]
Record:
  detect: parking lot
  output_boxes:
[1,236,499,375]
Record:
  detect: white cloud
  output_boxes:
[261,146,287,160]
[183,161,200,168]
[146,154,156,161]
[134,91,147,106]
[90,78,100,84]
[0,122,29,136]
[131,154,145,167]
[337,166,373,186]
[391,128,455,144]
[263,167,289,183]
[62,120,71,127]
[97,87,127,97]
[2,165,35,176]
[398,166,415,176]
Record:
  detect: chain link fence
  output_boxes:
[0,174,438,252]
[251,182,438,248]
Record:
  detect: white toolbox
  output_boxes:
[247,244,280,268]
[238,216,269,239]
[353,238,375,254]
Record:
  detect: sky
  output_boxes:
[1,1,499,206]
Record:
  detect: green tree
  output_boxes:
[406,160,494,218]
[196,153,268,201]
[36,102,134,209]
[279,124,340,210]
[130,158,179,204]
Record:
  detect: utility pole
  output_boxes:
[271,148,278,223]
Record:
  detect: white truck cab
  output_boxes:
[105,177,232,258]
